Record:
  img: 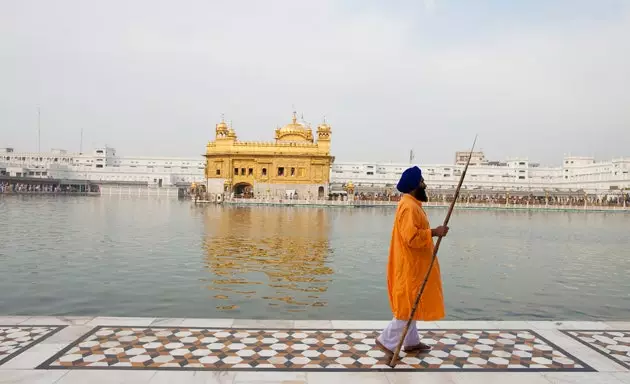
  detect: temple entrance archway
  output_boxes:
[318,186,325,199]
[233,182,254,198]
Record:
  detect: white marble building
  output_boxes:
[1,147,629,193]
[329,156,630,194]
[0,147,205,186]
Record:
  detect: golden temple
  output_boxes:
[204,112,334,199]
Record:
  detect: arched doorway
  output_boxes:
[233,183,254,198]
[318,186,325,199]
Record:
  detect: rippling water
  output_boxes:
[0,195,628,320]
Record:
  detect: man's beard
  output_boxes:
[412,187,428,202]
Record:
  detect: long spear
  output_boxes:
[388,135,478,368]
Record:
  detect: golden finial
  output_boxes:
[292,110,297,124]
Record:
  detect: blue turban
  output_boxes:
[396,166,423,193]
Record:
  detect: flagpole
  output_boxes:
[37,107,41,152]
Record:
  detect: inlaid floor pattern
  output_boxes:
[39,327,592,371]
[564,330,630,369]
[0,326,63,365]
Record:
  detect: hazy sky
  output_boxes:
[1,0,629,165]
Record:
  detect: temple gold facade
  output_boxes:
[204,112,334,198]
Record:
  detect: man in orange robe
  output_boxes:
[376,166,449,354]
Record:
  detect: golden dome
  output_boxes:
[216,116,236,139]
[279,112,308,132]
[275,112,313,142]
[317,122,331,131]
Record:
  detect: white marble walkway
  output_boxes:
[0,317,628,384]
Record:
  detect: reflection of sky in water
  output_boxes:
[202,207,333,312]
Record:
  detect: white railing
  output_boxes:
[423,202,629,211]
[221,198,629,211]
[224,198,396,206]
[100,185,179,198]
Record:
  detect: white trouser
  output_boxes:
[377,318,420,351]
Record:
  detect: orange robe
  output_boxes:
[387,194,445,321]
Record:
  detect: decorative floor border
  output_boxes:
[0,325,66,365]
[561,330,630,370]
[37,327,594,372]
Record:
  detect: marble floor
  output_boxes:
[0,316,628,383]
[563,330,630,370]
[0,326,65,365]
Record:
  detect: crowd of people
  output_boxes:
[0,182,99,194]
[350,191,629,207]
[188,184,628,207]
[0,182,59,193]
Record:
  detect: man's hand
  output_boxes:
[431,226,449,237]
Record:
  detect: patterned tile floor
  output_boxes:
[38,327,593,372]
[563,330,630,369]
[0,325,65,365]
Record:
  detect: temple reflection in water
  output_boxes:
[201,206,333,313]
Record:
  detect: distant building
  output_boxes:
[455,151,486,165]
[204,112,334,198]
[330,155,630,194]
[2,136,629,195]
[0,146,204,186]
